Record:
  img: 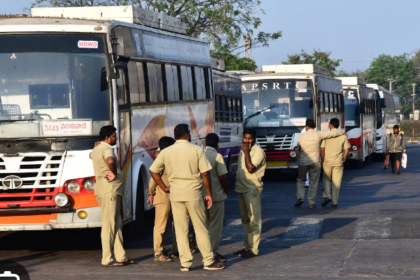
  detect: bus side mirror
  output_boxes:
[380,99,386,108]
[105,53,129,80]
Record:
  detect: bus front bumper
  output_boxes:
[266,160,298,169]
[348,150,363,161]
[0,206,102,231]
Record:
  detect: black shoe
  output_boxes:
[321,198,332,207]
[391,170,395,174]
[309,204,317,209]
[332,204,338,208]
[238,250,256,258]
[397,170,401,175]
[234,248,247,256]
[214,252,226,262]
[203,261,225,270]
[294,199,304,207]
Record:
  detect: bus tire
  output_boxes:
[125,174,145,240]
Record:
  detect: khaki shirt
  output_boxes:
[149,140,212,202]
[297,129,345,165]
[321,129,351,166]
[235,144,266,193]
[147,170,170,205]
[203,147,228,202]
[90,142,124,196]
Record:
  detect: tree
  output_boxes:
[336,69,366,79]
[283,49,342,77]
[32,0,281,58]
[365,54,419,115]
[222,54,257,71]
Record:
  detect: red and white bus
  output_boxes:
[338,77,377,166]
[0,6,215,231]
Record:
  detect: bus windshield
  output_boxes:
[343,89,360,128]
[242,80,314,127]
[0,35,111,139]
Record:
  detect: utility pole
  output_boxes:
[244,35,252,59]
[387,77,397,92]
[412,83,417,118]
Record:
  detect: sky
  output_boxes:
[2,0,420,72]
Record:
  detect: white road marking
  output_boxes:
[222,219,243,240]
[283,218,324,241]
[354,217,392,240]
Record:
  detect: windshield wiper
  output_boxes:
[243,105,275,127]
[0,119,36,123]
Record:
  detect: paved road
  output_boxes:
[2,145,420,279]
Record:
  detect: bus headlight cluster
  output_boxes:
[84,179,96,191]
[55,193,69,207]
[290,151,297,158]
[66,181,80,194]
[352,145,358,151]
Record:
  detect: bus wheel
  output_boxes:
[125,176,145,240]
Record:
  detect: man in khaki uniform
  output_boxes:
[90,125,135,267]
[296,118,346,208]
[204,133,230,263]
[320,118,350,207]
[147,137,176,262]
[234,128,266,258]
[150,124,224,272]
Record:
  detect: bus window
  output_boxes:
[333,94,338,112]
[324,92,329,112]
[232,98,237,122]
[136,62,147,103]
[117,69,128,105]
[194,67,206,100]
[155,64,165,102]
[215,95,222,121]
[329,93,334,113]
[165,65,179,102]
[320,92,324,112]
[227,97,232,122]
[180,66,193,100]
[127,61,140,104]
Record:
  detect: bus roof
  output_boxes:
[261,64,330,76]
[337,77,366,86]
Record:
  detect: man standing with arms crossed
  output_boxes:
[204,133,230,263]
[320,118,350,207]
[295,119,346,208]
[90,125,135,267]
[234,128,266,258]
[150,124,224,272]
[387,124,406,175]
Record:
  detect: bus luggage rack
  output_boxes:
[256,135,293,151]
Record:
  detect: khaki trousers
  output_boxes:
[238,188,262,255]
[206,200,225,253]
[322,164,344,205]
[171,200,213,268]
[153,203,171,257]
[297,162,321,205]
[96,192,126,265]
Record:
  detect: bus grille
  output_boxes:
[0,153,64,208]
[256,135,293,151]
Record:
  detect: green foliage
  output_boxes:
[336,69,366,79]
[283,49,342,77]
[365,54,419,115]
[31,0,281,57]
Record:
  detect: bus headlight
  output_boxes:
[290,151,297,158]
[352,145,358,151]
[84,179,96,191]
[55,192,69,207]
[67,181,80,194]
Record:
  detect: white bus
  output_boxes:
[0,6,215,231]
[212,69,243,172]
[241,64,344,169]
[338,77,377,166]
[367,83,400,155]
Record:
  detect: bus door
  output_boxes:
[116,68,133,222]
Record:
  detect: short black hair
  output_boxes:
[174,124,190,139]
[159,136,175,150]
[306,118,316,129]
[243,127,256,138]
[329,118,340,129]
[99,125,117,140]
[393,125,399,130]
[205,133,219,148]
